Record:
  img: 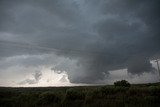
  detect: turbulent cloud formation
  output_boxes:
[18,71,42,85]
[127,56,155,75]
[0,0,160,84]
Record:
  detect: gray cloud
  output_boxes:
[18,70,42,85]
[59,75,68,83]
[127,56,155,75]
[0,0,160,84]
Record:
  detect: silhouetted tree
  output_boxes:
[114,80,131,87]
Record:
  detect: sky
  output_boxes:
[0,0,160,87]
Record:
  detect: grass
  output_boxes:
[0,83,160,107]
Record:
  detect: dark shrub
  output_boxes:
[65,88,85,100]
[85,92,93,104]
[38,92,61,105]
[114,80,131,87]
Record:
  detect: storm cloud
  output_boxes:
[0,0,160,84]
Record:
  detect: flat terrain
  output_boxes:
[0,83,160,107]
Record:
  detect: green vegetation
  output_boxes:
[0,82,160,107]
[114,80,131,87]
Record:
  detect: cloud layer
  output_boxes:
[0,0,160,84]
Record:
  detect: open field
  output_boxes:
[0,83,160,107]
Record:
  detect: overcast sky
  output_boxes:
[0,0,160,86]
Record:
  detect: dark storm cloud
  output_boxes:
[128,56,155,75]
[0,0,160,83]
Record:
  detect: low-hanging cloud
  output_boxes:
[0,0,160,84]
[18,70,42,85]
[127,56,156,75]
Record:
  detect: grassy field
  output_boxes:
[0,83,160,107]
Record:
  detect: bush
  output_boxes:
[65,88,85,100]
[114,80,131,87]
[37,92,61,105]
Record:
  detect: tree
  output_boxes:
[114,80,131,87]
